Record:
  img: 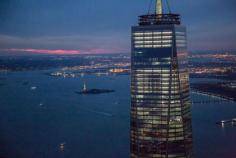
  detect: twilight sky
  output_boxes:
[0,0,236,55]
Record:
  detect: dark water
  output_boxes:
[0,70,235,158]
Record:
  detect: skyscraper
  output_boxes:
[130,1,193,157]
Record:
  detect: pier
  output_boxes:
[191,89,236,102]
[191,90,235,104]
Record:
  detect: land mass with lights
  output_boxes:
[0,51,235,101]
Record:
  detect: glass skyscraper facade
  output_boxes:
[130,12,193,158]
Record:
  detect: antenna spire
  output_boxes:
[156,0,162,15]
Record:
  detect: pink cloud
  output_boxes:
[4,48,81,55]
[2,48,129,55]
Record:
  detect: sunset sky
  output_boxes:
[0,0,236,55]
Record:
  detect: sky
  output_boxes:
[0,0,236,55]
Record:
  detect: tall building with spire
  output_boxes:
[130,0,193,157]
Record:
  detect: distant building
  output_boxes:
[130,0,193,157]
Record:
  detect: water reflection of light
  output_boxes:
[221,121,225,128]
[59,143,66,152]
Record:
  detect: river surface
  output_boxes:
[0,70,235,158]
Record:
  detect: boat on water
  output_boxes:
[75,82,115,95]
[216,118,236,126]
[31,86,37,90]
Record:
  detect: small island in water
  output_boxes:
[75,83,115,95]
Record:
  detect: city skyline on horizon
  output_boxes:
[0,0,236,55]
